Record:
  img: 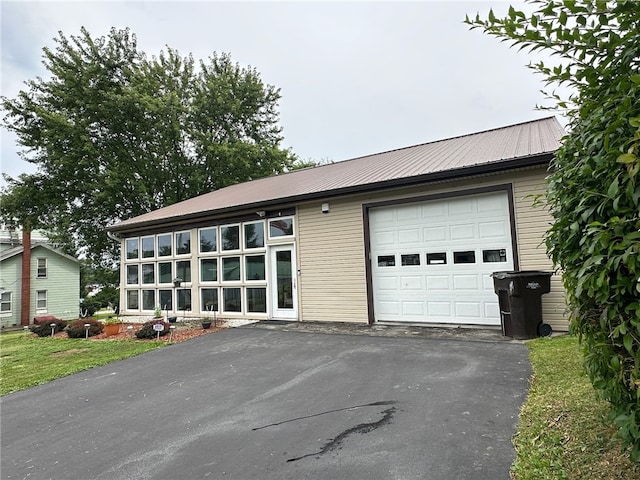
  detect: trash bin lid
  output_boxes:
[491,270,552,279]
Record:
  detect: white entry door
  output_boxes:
[369,191,515,325]
[270,245,298,319]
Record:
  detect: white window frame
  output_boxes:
[199,257,218,284]
[36,290,47,312]
[125,237,139,261]
[126,289,140,311]
[268,217,295,240]
[0,291,12,313]
[141,235,156,260]
[198,226,218,255]
[220,224,241,252]
[243,221,266,250]
[36,258,47,278]
[174,230,192,256]
[157,233,173,257]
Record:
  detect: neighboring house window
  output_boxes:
[36,290,47,311]
[0,292,11,312]
[36,258,47,278]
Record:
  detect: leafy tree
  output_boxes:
[1,27,296,267]
[466,0,640,461]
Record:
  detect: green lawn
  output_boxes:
[513,335,639,479]
[0,331,164,395]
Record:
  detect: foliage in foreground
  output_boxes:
[467,0,640,460]
[514,336,639,479]
[0,332,164,395]
[66,319,104,338]
[135,321,170,339]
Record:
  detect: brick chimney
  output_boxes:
[21,228,31,326]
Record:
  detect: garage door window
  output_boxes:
[401,254,420,266]
[378,255,395,267]
[427,252,447,265]
[483,249,507,262]
[453,251,476,264]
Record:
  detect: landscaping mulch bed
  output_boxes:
[47,322,224,343]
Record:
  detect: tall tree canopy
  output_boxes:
[467,0,640,461]
[1,27,296,266]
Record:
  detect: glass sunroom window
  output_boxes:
[141,236,155,258]
[175,261,191,283]
[199,227,217,253]
[157,234,172,257]
[126,265,139,284]
[126,290,139,310]
[175,231,191,255]
[222,257,241,281]
[142,290,155,310]
[126,238,139,260]
[201,288,218,312]
[244,222,265,249]
[247,288,267,313]
[158,262,172,284]
[269,218,294,237]
[221,225,240,251]
[201,258,218,282]
[223,287,241,312]
[245,255,265,281]
[159,290,172,311]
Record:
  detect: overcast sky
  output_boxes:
[1,0,566,187]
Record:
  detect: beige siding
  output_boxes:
[297,166,568,331]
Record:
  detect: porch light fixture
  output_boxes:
[256,210,266,218]
[321,203,330,214]
[173,278,182,287]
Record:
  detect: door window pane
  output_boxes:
[427,252,447,265]
[453,251,476,264]
[175,231,191,255]
[244,222,265,249]
[377,255,395,267]
[177,289,192,311]
[159,262,172,283]
[126,290,139,310]
[223,287,242,312]
[401,254,420,266]
[245,255,265,281]
[141,236,155,258]
[157,234,172,257]
[222,257,241,281]
[142,264,155,284]
[482,249,507,262]
[199,227,217,253]
[221,225,240,251]
[142,290,155,310]
[175,260,191,283]
[276,251,294,309]
[201,288,218,312]
[159,290,172,311]
[201,258,218,282]
[126,265,139,284]
[269,218,294,237]
[126,238,139,260]
[247,288,267,313]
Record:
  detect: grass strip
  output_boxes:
[0,331,164,395]
[512,335,639,479]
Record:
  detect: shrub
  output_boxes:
[79,297,101,317]
[67,319,104,338]
[135,321,169,339]
[30,319,67,337]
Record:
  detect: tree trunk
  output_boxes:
[21,228,31,326]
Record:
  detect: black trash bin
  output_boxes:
[491,271,553,340]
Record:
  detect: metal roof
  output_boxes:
[110,116,564,232]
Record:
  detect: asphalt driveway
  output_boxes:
[1,327,531,479]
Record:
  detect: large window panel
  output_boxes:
[221,225,240,251]
[158,262,172,284]
[247,288,267,313]
[175,231,191,255]
[222,257,241,281]
[141,264,155,284]
[269,218,294,238]
[200,258,218,282]
[244,222,265,249]
[199,227,217,253]
[201,288,219,313]
[175,260,191,283]
[245,255,265,281]
[141,236,155,258]
[126,265,139,285]
[142,290,155,311]
[157,234,172,257]
[158,290,172,311]
[126,290,139,310]
[126,238,139,260]
[177,289,192,311]
[223,287,242,312]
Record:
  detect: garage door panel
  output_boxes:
[370,191,514,325]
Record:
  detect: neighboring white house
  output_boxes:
[107,117,568,332]
[0,228,80,328]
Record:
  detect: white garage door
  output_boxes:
[369,192,515,325]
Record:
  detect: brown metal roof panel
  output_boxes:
[110,117,564,230]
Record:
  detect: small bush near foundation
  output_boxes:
[135,321,169,339]
[67,319,104,338]
[30,319,68,337]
